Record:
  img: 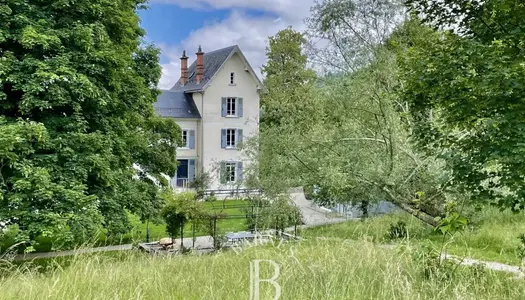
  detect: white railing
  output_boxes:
[176,178,190,189]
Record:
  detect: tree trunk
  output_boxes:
[192,223,196,248]
[180,224,184,249]
[382,187,439,227]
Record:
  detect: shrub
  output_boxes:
[160,191,202,242]
[388,221,408,240]
[246,196,303,233]
[413,244,456,281]
[517,234,525,264]
[190,173,211,200]
[204,195,217,202]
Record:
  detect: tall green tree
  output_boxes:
[0,0,180,248]
[305,1,447,224]
[307,0,405,73]
[253,28,320,193]
[252,8,449,225]
[261,27,318,129]
[400,0,525,210]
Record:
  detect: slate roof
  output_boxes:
[154,90,201,119]
[170,45,238,92]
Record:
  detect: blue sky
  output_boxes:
[138,0,313,88]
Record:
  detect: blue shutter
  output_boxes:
[188,130,195,149]
[219,161,227,184]
[237,98,243,117]
[221,129,227,148]
[188,159,196,182]
[236,129,243,147]
[221,97,227,117]
[236,161,243,183]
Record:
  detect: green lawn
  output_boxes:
[127,199,251,242]
[302,207,525,265]
[0,200,252,254]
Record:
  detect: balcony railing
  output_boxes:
[176,178,190,189]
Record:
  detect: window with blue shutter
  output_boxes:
[222,97,244,117]
[221,161,237,184]
[188,130,195,149]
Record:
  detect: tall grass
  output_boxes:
[303,208,525,264]
[1,240,524,299]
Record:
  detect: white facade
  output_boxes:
[167,47,261,191]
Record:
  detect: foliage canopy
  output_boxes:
[0,0,180,248]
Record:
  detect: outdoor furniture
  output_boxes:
[159,237,174,250]
[225,231,255,244]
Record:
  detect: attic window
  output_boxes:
[230,72,235,85]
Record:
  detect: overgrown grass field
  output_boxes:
[1,240,524,300]
[302,207,525,265]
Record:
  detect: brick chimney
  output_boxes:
[180,50,189,85]
[196,45,204,83]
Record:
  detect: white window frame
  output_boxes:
[179,129,189,149]
[230,72,235,85]
[225,162,236,183]
[226,128,236,148]
[226,97,237,117]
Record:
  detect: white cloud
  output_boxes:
[154,1,314,89]
[152,0,312,21]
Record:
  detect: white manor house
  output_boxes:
[154,45,262,191]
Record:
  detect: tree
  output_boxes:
[199,211,226,250]
[256,27,320,193]
[399,0,525,210]
[252,5,448,225]
[261,27,318,129]
[189,171,211,201]
[289,43,446,225]
[307,0,406,73]
[160,191,206,248]
[247,196,302,235]
[161,201,186,246]
[0,0,180,248]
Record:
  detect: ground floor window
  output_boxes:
[224,162,236,183]
[175,159,195,188]
[220,161,243,185]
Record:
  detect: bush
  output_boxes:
[190,173,211,200]
[413,244,456,281]
[160,191,201,241]
[388,221,408,240]
[517,234,525,264]
[246,196,302,232]
[204,194,217,202]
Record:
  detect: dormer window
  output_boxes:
[230,72,235,85]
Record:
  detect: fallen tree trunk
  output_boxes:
[382,186,439,227]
